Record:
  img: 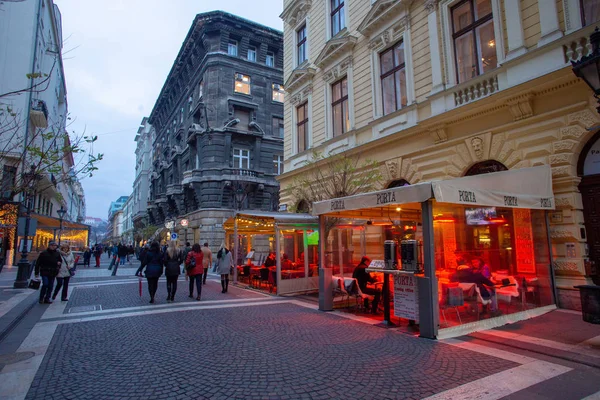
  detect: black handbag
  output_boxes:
[28,279,41,290]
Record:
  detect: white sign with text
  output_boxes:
[393,274,419,322]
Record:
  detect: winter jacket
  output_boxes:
[141,250,163,278]
[83,250,92,262]
[185,251,204,276]
[216,250,233,275]
[57,251,75,278]
[163,250,183,277]
[35,249,62,277]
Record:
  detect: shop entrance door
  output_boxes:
[580,175,600,283]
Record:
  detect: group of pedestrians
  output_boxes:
[34,241,77,304]
[135,241,233,304]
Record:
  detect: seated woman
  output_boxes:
[471,257,492,279]
[264,252,276,268]
[455,258,498,315]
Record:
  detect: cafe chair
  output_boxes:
[518,277,539,309]
[473,286,492,320]
[439,283,463,326]
[257,267,271,290]
[333,278,350,308]
[496,276,519,312]
[352,282,375,313]
[269,270,277,293]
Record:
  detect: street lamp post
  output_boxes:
[57,206,66,246]
[572,28,600,113]
[13,166,40,289]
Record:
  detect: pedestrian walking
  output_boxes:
[201,242,213,285]
[135,244,149,277]
[118,243,127,266]
[83,247,92,268]
[185,243,204,301]
[182,242,191,282]
[139,241,164,304]
[53,244,74,302]
[93,244,102,268]
[216,243,233,293]
[163,241,182,302]
[34,241,62,304]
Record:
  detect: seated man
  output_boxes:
[281,253,293,270]
[352,256,381,314]
[455,258,498,314]
[264,252,276,268]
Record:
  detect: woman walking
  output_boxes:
[139,241,164,303]
[163,241,182,302]
[217,244,233,293]
[53,244,74,302]
[185,243,204,301]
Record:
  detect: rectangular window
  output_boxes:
[296,102,308,152]
[380,41,407,115]
[233,107,251,129]
[331,77,349,137]
[227,40,238,56]
[272,84,285,102]
[581,0,600,26]
[180,107,184,124]
[233,148,250,169]
[273,155,284,175]
[451,0,496,84]
[198,80,204,99]
[0,166,16,198]
[234,73,251,95]
[266,51,275,67]
[188,95,193,114]
[247,46,257,62]
[272,117,284,138]
[331,0,345,37]
[297,24,307,65]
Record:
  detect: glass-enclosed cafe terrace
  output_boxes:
[313,166,557,339]
[224,211,319,296]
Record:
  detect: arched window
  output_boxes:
[386,179,410,188]
[296,200,310,213]
[464,160,507,176]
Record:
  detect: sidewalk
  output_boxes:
[467,309,600,368]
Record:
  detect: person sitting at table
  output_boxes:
[455,258,498,315]
[352,256,380,314]
[471,257,492,279]
[281,253,293,270]
[264,252,276,268]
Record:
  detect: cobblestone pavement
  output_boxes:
[26,302,517,400]
[65,278,268,312]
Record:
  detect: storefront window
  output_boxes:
[433,202,553,327]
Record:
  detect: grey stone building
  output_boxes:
[147,11,284,247]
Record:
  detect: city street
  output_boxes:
[0,257,599,399]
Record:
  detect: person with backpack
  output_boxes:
[163,241,182,302]
[185,243,204,300]
[139,241,164,304]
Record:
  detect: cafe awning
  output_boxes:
[31,213,91,230]
[432,165,555,210]
[224,210,318,234]
[312,165,555,216]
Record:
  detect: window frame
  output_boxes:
[273,155,284,175]
[272,116,284,138]
[379,41,407,115]
[272,83,285,103]
[227,40,238,56]
[296,102,309,152]
[330,0,346,37]
[266,51,275,67]
[331,77,349,137]
[580,0,600,26]
[297,24,307,65]
[198,80,204,99]
[247,46,257,62]
[450,0,495,84]
[234,73,251,95]
[233,148,251,170]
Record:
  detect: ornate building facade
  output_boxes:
[147,11,284,248]
[279,0,600,308]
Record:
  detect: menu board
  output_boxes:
[393,274,419,322]
[513,209,536,274]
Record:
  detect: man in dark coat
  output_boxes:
[34,241,62,304]
[352,256,381,314]
[455,259,498,314]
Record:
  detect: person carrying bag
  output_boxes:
[185,243,204,300]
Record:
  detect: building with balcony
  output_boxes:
[146,11,284,247]
[0,0,87,263]
[107,196,128,242]
[279,0,600,309]
[130,118,153,232]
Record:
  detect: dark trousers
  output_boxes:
[53,276,70,300]
[111,261,119,276]
[203,266,208,284]
[147,277,159,300]
[362,287,381,313]
[220,274,229,292]
[84,258,90,267]
[95,255,100,267]
[189,274,202,298]
[39,275,56,302]
[166,276,178,298]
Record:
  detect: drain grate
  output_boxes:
[68,305,102,313]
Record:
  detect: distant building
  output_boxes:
[84,217,104,228]
[107,196,128,242]
[146,11,284,248]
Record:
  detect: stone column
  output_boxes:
[426,0,444,95]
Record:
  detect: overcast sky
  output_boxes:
[54,0,284,219]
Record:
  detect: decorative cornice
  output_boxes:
[290,86,313,106]
[367,15,409,50]
[314,32,357,69]
[505,93,534,121]
[358,0,410,37]
[323,56,353,84]
[425,0,437,14]
[280,0,312,26]
[284,65,317,94]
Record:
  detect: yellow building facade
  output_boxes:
[279,0,600,309]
